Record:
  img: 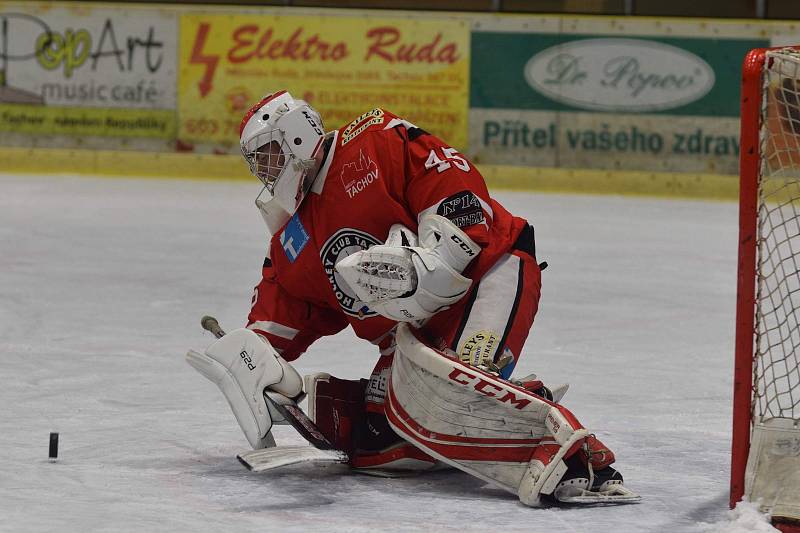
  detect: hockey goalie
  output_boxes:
[186,90,640,506]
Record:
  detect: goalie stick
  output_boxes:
[199,316,348,472]
[237,446,348,472]
[196,317,597,488]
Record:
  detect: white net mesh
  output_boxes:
[744,48,800,523]
[754,49,800,424]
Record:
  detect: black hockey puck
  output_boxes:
[49,432,58,461]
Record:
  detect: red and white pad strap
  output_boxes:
[386,324,588,504]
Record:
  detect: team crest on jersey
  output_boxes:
[340,150,379,199]
[321,228,382,318]
[341,109,384,145]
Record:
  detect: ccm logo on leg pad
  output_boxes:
[447,367,531,410]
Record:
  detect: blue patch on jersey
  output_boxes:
[280,214,309,263]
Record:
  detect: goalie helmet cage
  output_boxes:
[733,46,800,532]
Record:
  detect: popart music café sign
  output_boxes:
[0,3,177,137]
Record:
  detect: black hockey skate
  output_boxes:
[548,454,641,505]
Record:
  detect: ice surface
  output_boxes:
[0,174,767,532]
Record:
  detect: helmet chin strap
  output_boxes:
[295,134,334,189]
[293,157,316,171]
[315,134,334,171]
[290,131,332,181]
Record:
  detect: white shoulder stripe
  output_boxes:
[247,321,299,340]
[384,117,418,131]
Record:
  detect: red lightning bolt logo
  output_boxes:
[189,22,219,98]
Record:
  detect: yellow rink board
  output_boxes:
[0,146,739,200]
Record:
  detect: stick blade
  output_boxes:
[237,445,348,473]
[264,392,336,450]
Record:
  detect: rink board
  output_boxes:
[0,146,739,200]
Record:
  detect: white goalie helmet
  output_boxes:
[239,90,326,231]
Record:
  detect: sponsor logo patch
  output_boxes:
[340,150,379,199]
[320,228,382,318]
[366,366,390,405]
[341,108,384,145]
[458,330,499,367]
[280,213,309,263]
[437,190,484,228]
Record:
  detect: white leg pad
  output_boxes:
[386,324,588,502]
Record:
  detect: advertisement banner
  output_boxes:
[469,29,768,174]
[0,2,177,138]
[178,13,470,150]
[3,2,799,183]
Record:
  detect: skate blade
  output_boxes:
[556,485,642,505]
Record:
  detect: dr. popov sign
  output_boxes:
[523,38,715,113]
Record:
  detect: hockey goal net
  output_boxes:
[733,47,800,531]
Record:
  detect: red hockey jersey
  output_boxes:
[247,109,529,361]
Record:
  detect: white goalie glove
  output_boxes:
[186,328,304,449]
[335,214,481,322]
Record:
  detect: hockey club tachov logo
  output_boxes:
[321,228,382,318]
[340,150,379,199]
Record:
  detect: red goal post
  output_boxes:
[733,46,800,531]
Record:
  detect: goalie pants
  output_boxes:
[366,225,542,412]
[428,230,543,380]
